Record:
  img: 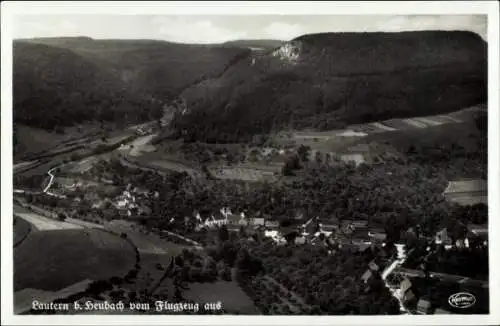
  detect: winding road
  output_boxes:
[381,256,412,315]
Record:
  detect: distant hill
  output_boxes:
[223,39,283,50]
[13,37,250,130]
[171,30,487,143]
[13,41,149,129]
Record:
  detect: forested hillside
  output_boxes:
[171,31,487,143]
[13,37,250,130]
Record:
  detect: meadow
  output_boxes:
[14,228,135,292]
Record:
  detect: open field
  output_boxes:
[14,215,32,247]
[14,211,83,231]
[105,220,188,294]
[14,228,135,291]
[125,153,202,178]
[14,123,107,161]
[402,118,428,128]
[292,129,368,140]
[210,163,280,182]
[14,125,69,159]
[105,221,185,255]
[147,160,200,176]
[370,122,397,132]
[383,119,421,130]
[13,161,38,172]
[183,280,260,314]
[276,105,485,166]
[66,217,105,229]
[15,279,93,314]
[340,154,366,166]
[135,253,175,294]
[365,120,482,153]
[64,157,100,173]
[124,134,158,157]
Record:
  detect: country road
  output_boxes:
[381,257,411,315]
[119,155,203,179]
[42,166,59,193]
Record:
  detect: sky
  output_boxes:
[13,15,487,43]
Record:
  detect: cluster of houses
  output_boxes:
[111,184,154,217]
[190,209,388,251]
[434,224,488,250]
[384,272,455,315]
[193,208,278,232]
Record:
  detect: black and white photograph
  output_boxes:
[1,1,499,325]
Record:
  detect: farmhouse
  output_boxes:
[443,179,487,206]
[434,228,453,248]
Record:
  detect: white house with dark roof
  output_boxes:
[443,179,487,206]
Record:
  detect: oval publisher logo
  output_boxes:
[448,292,476,309]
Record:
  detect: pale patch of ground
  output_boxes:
[127,134,157,157]
[449,194,488,206]
[435,115,462,123]
[105,223,169,255]
[293,134,331,140]
[212,166,277,182]
[67,157,99,173]
[337,130,368,137]
[15,213,83,231]
[402,119,428,128]
[414,117,443,126]
[13,161,36,172]
[15,279,93,314]
[66,217,104,229]
[183,280,259,314]
[428,115,456,124]
[340,154,365,166]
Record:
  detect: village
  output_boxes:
[22,153,488,315]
